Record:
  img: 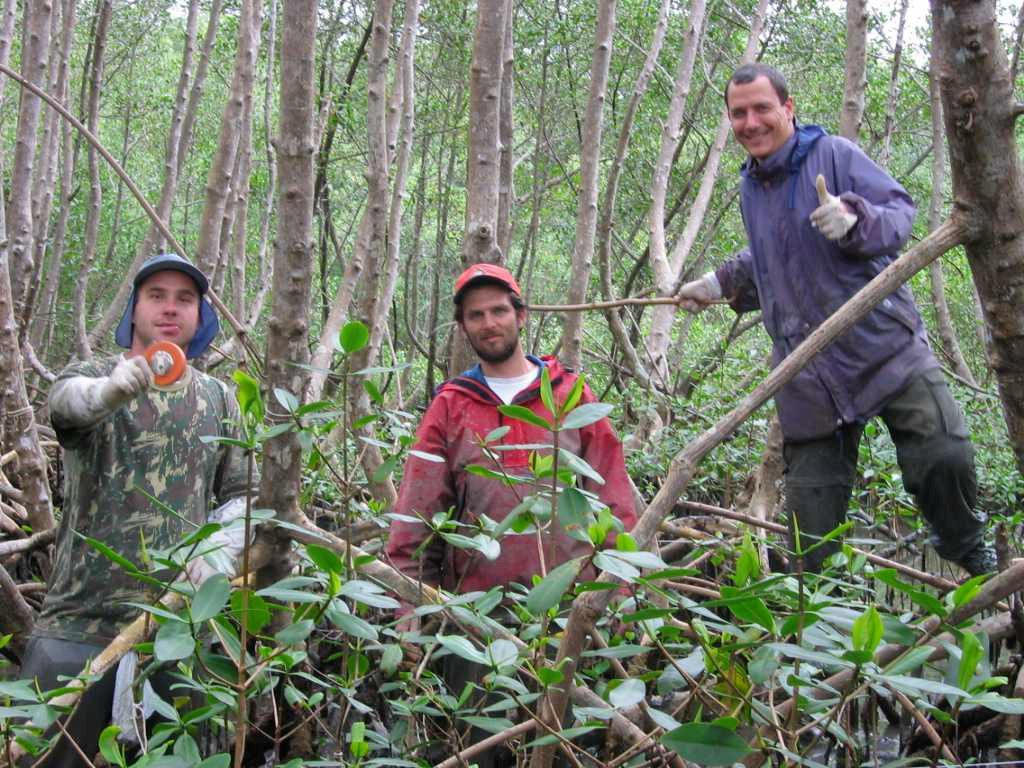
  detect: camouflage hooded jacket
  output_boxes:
[36,356,253,644]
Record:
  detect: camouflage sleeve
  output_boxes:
[49,357,117,450]
[212,379,259,506]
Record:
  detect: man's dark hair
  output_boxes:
[453,279,526,323]
[725,63,789,107]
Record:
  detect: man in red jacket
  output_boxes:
[387,263,636,595]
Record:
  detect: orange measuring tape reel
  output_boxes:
[144,341,187,386]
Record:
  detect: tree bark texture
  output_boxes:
[0,191,54,533]
[256,0,316,572]
[839,0,868,141]
[72,0,111,360]
[879,0,909,169]
[7,0,53,336]
[558,0,616,371]
[926,56,975,386]
[194,0,258,279]
[496,0,514,260]
[450,0,511,377]
[29,0,76,354]
[931,0,1024,474]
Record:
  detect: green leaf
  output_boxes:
[734,533,761,588]
[231,370,264,422]
[197,755,231,768]
[155,620,196,662]
[662,723,753,765]
[593,551,640,581]
[560,375,586,417]
[486,639,519,672]
[558,448,605,484]
[229,589,271,634]
[526,558,582,615]
[608,678,645,709]
[875,569,947,618]
[273,388,299,413]
[484,426,511,443]
[436,634,487,665]
[965,693,1024,714]
[539,366,555,419]
[380,644,403,676]
[275,619,315,646]
[372,455,399,484]
[556,487,589,532]
[560,402,613,430]
[99,725,126,768]
[326,603,379,641]
[77,534,140,575]
[191,574,231,623]
[339,321,369,354]
[497,404,552,431]
[749,644,780,684]
[363,378,384,405]
[459,715,516,734]
[884,646,935,676]
[957,630,984,691]
[536,666,564,686]
[851,605,883,656]
[306,543,344,575]
[339,579,401,609]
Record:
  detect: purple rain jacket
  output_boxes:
[715,124,939,441]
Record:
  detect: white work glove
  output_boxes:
[810,175,858,240]
[49,356,155,428]
[675,272,722,313]
[100,356,155,409]
[185,497,249,585]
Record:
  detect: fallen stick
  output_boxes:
[526,296,730,312]
[676,500,960,593]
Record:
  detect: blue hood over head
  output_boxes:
[114,253,220,359]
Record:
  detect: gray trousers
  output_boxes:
[784,369,984,572]
[19,635,174,768]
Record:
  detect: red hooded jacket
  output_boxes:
[385,356,636,593]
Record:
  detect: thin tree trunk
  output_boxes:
[450,0,512,376]
[194,0,257,279]
[72,0,111,360]
[596,0,671,390]
[558,0,616,371]
[29,0,76,355]
[926,56,975,386]
[641,0,709,386]
[86,0,214,349]
[227,0,263,319]
[931,0,1024,474]
[7,0,53,337]
[1012,0,1024,82]
[839,0,868,141]
[254,0,316,654]
[0,0,17,107]
[878,0,909,169]
[496,0,514,259]
[0,187,54,533]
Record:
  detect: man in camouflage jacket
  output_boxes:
[20,253,252,766]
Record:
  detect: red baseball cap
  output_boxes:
[453,263,522,302]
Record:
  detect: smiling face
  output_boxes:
[458,284,526,367]
[726,75,795,161]
[129,270,200,356]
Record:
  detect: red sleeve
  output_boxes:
[577,383,637,538]
[385,396,456,586]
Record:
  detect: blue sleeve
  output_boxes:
[715,248,761,313]
[826,139,916,259]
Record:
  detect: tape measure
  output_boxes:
[144,341,187,386]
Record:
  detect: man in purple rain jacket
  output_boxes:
[677,63,995,575]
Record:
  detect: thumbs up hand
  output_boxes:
[810,174,857,240]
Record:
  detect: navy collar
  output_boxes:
[460,354,545,386]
